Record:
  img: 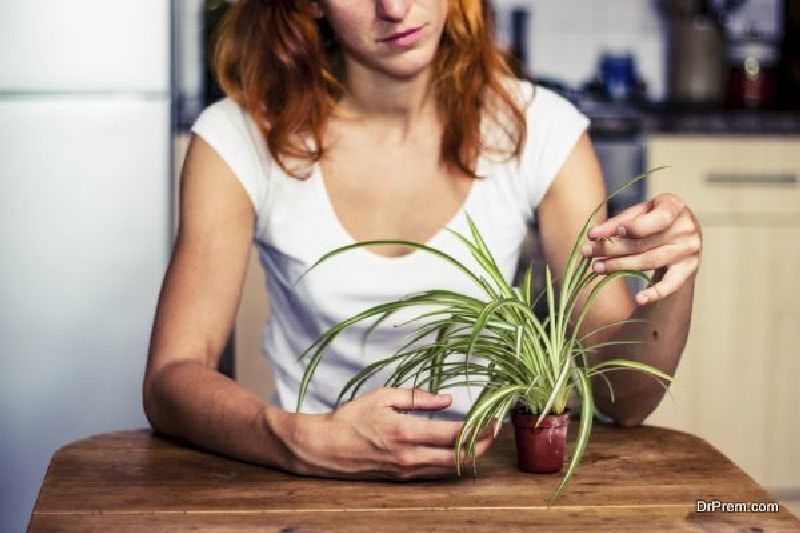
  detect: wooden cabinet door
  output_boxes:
[646,225,800,489]
[645,136,800,491]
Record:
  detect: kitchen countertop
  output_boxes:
[642,108,800,136]
[175,95,800,137]
[550,86,800,137]
[29,424,800,531]
[585,103,800,138]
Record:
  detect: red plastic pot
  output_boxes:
[510,409,570,474]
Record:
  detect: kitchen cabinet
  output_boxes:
[235,248,274,401]
[645,136,800,496]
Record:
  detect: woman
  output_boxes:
[143,0,701,480]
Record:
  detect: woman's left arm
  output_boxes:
[537,133,702,427]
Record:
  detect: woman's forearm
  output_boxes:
[142,360,301,471]
[590,274,696,426]
[142,362,500,481]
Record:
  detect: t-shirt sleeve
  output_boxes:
[190,98,269,212]
[519,84,590,215]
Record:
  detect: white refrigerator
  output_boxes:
[0,2,171,531]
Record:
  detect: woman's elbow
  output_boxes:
[141,361,177,433]
[141,370,161,431]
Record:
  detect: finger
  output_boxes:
[472,431,496,457]
[583,210,699,258]
[593,243,687,274]
[587,202,650,240]
[392,465,458,481]
[391,417,463,447]
[477,419,500,440]
[619,198,682,238]
[454,432,496,464]
[384,388,452,411]
[396,446,461,469]
[392,416,499,448]
[582,232,666,259]
[391,433,498,480]
[635,259,698,305]
[401,434,496,470]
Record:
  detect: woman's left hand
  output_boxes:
[581,193,702,306]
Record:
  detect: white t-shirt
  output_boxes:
[191,80,589,419]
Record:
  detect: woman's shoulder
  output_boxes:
[190,97,272,212]
[488,76,587,132]
[486,77,590,214]
[193,97,257,136]
[501,77,584,119]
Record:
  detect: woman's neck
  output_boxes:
[335,59,438,142]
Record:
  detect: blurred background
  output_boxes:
[1,0,798,530]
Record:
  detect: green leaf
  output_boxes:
[456,384,528,475]
[589,358,673,383]
[295,239,494,297]
[521,265,533,307]
[551,367,593,505]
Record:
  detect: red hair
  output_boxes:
[214,0,527,180]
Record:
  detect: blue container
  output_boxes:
[600,53,637,101]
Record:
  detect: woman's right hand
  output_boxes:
[279,388,497,481]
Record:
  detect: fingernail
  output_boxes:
[593,261,606,273]
[636,293,648,305]
[617,226,627,237]
[581,244,592,256]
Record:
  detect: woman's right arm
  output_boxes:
[142,134,299,469]
[142,135,495,478]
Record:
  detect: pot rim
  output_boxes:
[510,405,571,416]
[510,407,571,428]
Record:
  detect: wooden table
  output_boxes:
[30,424,799,531]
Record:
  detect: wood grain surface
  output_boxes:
[30,424,800,531]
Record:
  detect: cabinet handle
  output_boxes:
[705,173,798,187]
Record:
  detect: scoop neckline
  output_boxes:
[312,158,483,265]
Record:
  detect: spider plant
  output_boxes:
[295,168,672,503]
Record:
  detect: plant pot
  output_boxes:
[510,409,570,474]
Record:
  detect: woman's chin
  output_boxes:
[377,54,437,81]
